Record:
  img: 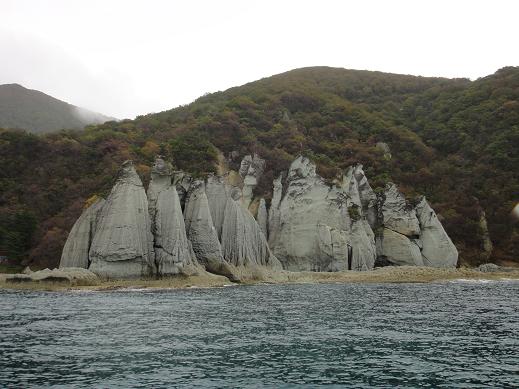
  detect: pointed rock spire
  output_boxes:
[148,157,194,276]
[416,197,458,267]
[183,180,225,266]
[89,161,155,278]
[221,194,281,269]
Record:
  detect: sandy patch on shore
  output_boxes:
[1,266,518,291]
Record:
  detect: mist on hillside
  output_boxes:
[72,106,115,125]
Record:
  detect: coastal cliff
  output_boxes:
[60,154,458,279]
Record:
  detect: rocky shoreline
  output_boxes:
[1,266,518,292]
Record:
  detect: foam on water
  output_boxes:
[448,278,519,284]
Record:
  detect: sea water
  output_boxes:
[1,281,518,388]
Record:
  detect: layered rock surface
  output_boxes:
[415,198,458,267]
[183,180,226,271]
[60,197,105,269]
[268,156,376,271]
[257,199,268,238]
[200,175,281,272]
[239,154,265,209]
[88,161,155,278]
[375,185,458,268]
[148,158,195,276]
[60,154,458,279]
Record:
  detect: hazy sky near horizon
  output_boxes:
[1,0,518,119]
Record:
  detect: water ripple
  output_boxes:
[0,282,518,388]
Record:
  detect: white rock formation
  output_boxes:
[89,161,155,278]
[59,197,105,269]
[202,176,281,270]
[60,154,459,279]
[267,175,283,247]
[269,156,376,271]
[257,198,268,238]
[183,180,225,267]
[342,164,378,228]
[376,185,458,268]
[376,228,424,266]
[239,154,265,208]
[148,157,194,276]
[205,175,231,238]
[381,184,420,236]
[221,195,281,269]
[376,142,392,160]
[348,219,377,270]
[415,197,458,267]
[375,184,423,266]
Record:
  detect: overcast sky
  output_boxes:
[1,0,518,119]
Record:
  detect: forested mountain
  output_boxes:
[0,84,113,133]
[0,66,518,268]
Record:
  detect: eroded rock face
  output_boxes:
[376,184,422,266]
[376,142,392,160]
[59,197,105,269]
[203,177,281,270]
[342,165,378,228]
[257,199,268,239]
[375,185,458,268]
[148,157,194,276]
[415,198,458,267]
[89,161,155,278]
[183,180,225,268]
[61,154,459,278]
[221,196,281,269]
[267,175,283,246]
[381,184,420,237]
[269,156,376,271]
[205,175,231,238]
[172,171,193,210]
[147,157,173,219]
[376,228,423,266]
[478,208,493,260]
[239,154,265,209]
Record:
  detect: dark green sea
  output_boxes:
[1,281,518,388]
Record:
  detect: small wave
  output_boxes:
[449,279,494,283]
[448,278,517,284]
[68,289,98,293]
[118,287,151,292]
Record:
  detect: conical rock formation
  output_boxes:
[59,197,105,269]
[375,186,458,267]
[415,197,458,267]
[60,154,459,279]
[221,195,281,269]
[148,157,194,276]
[184,180,224,264]
[89,161,155,278]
